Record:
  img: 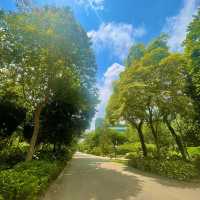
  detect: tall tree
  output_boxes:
[107,35,194,160]
[107,36,169,157]
[1,7,97,160]
[156,54,193,160]
[184,9,200,123]
[106,79,148,157]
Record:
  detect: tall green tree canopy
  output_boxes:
[107,35,194,159]
[0,7,97,160]
[184,8,200,121]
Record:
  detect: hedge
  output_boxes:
[117,143,156,156]
[128,153,199,181]
[0,148,74,200]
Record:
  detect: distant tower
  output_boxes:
[16,0,33,11]
[16,0,32,6]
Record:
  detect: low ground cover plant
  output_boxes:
[0,149,73,200]
[127,153,199,181]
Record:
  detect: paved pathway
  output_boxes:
[42,152,200,200]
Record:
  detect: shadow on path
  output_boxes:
[42,153,142,200]
[42,153,200,200]
[122,164,200,189]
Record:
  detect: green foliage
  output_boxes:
[40,98,88,147]
[0,169,39,200]
[0,5,96,199]
[36,147,75,162]
[183,9,200,148]
[126,44,145,66]
[188,147,200,159]
[80,126,128,156]
[147,34,169,52]
[0,90,26,138]
[89,147,102,156]
[106,35,194,160]
[117,143,157,157]
[128,157,199,181]
[117,143,141,155]
[184,9,200,122]
[183,123,200,146]
[0,159,67,200]
[0,147,27,169]
[0,6,97,160]
[194,156,200,171]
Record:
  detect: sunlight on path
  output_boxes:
[42,152,200,200]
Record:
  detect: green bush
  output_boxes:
[0,195,4,200]
[117,143,157,157]
[90,147,102,156]
[146,144,157,158]
[125,152,139,159]
[0,159,67,200]
[0,170,39,200]
[0,146,27,169]
[117,143,142,155]
[188,147,200,159]
[167,150,182,160]
[35,147,74,162]
[128,157,199,181]
[194,156,200,170]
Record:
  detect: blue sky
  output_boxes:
[0,0,199,127]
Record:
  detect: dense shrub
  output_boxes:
[188,147,200,159]
[117,143,141,155]
[89,147,102,156]
[0,146,73,200]
[0,169,39,200]
[0,146,27,169]
[125,152,138,159]
[0,159,68,200]
[35,147,74,162]
[194,156,200,171]
[167,150,183,160]
[117,143,156,157]
[128,156,199,181]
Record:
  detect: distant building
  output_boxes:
[108,126,127,132]
[95,118,127,132]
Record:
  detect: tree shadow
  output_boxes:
[42,153,143,200]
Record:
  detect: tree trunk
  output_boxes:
[165,119,187,161]
[132,121,148,157]
[113,144,117,159]
[53,143,56,153]
[26,105,42,161]
[148,108,160,157]
[149,122,160,157]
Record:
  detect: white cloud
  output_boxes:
[90,63,125,129]
[88,22,146,60]
[75,0,104,10]
[98,63,125,117]
[164,0,199,51]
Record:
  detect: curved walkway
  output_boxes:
[42,152,200,200]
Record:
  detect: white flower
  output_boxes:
[28,96,33,100]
